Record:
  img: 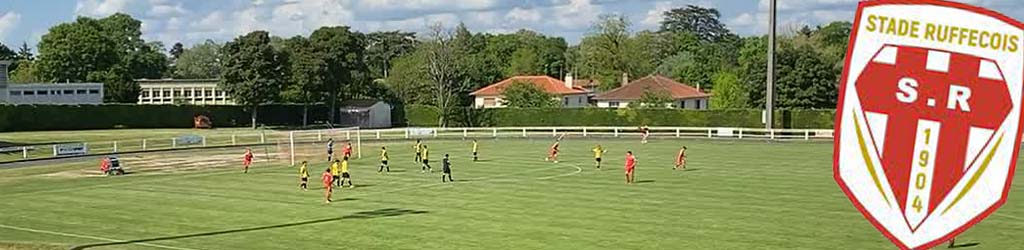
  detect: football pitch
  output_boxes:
[1,138,1023,249]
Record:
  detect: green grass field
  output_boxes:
[1,138,1023,249]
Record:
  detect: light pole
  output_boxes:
[766,0,777,133]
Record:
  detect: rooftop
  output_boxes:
[470,75,588,96]
[593,75,710,101]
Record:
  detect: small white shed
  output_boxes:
[338,100,392,128]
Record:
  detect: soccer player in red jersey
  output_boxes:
[321,168,334,203]
[343,142,353,158]
[546,141,561,163]
[674,146,687,170]
[625,151,637,184]
[242,148,254,173]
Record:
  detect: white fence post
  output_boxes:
[317,130,323,141]
[260,133,266,143]
[113,141,118,152]
[433,129,438,137]
[739,129,744,139]
[583,128,588,137]
[522,128,527,137]
[552,128,557,137]
[463,128,468,138]
[805,130,810,140]
[52,145,57,156]
[614,128,619,137]
[405,129,410,139]
[22,147,28,159]
[231,135,236,145]
[172,138,177,148]
[492,128,497,137]
[675,128,680,138]
[346,131,351,140]
[708,129,713,138]
[770,130,776,140]
[142,139,147,150]
[202,136,207,147]
[376,131,381,139]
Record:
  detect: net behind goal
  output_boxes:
[284,127,362,166]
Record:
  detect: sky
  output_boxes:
[1,0,1023,50]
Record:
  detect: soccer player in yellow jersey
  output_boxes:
[592,144,607,169]
[379,146,389,173]
[340,156,354,188]
[413,139,422,163]
[330,160,341,187]
[421,145,432,172]
[472,139,479,162]
[299,161,309,191]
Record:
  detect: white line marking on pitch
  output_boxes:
[536,164,583,180]
[0,223,201,250]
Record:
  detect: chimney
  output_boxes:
[564,73,574,89]
[621,72,629,86]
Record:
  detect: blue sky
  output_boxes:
[1,0,1022,49]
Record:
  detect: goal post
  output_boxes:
[286,127,361,166]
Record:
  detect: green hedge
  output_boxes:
[401,105,835,129]
[0,104,331,131]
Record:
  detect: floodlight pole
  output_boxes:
[765,0,777,133]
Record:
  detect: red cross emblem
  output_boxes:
[834,1,1024,249]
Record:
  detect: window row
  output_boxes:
[140,89,225,98]
[9,89,100,96]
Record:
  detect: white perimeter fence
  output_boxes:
[2,126,834,163]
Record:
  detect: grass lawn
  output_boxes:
[0,138,1022,249]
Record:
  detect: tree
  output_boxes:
[577,14,653,91]
[775,43,838,109]
[36,13,167,103]
[709,71,748,109]
[366,31,416,79]
[173,40,223,79]
[16,42,33,61]
[659,5,732,43]
[0,42,15,61]
[629,89,674,108]
[310,26,367,123]
[9,60,41,83]
[738,36,768,108]
[423,23,473,127]
[220,31,286,128]
[169,42,185,60]
[384,48,431,105]
[505,47,543,76]
[501,81,558,108]
[282,36,327,126]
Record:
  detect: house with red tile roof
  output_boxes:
[593,74,711,109]
[469,75,590,108]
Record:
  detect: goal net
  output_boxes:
[284,127,362,166]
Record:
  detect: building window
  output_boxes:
[37,90,48,95]
[63,90,74,94]
[142,92,150,97]
[173,90,182,97]
[564,97,569,105]
[205,90,213,96]
[185,90,192,97]
[76,89,87,94]
[483,98,496,107]
[89,89,100,94]
[23,91,34,96]
[609,101,620,107]
[578,97,583,103]
[162,90,171,96]
[696,99,702,109]
[10,91,20,96]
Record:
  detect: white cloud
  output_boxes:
[147,2,188,18]
[641,1,673,29]
[551,0,602,30]
[506,7,542,23]
[357,0,499,12]
[0,12,22,43]
[74,0,136,17]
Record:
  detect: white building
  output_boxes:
[136,79,233,105]
[337,99,392,128]
[0,61,104,104]
[593,74,711,109]
[469,75,589,108]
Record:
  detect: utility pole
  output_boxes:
[766,0,777,133]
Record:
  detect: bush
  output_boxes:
[0,104,331,131]
[397,106,835,128]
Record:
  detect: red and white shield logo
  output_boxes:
[835,1,1024,249]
